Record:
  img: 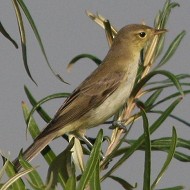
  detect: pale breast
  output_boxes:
[85,60,139,128]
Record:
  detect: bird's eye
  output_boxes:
[138,32,146,38]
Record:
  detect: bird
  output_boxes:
[13,24,166,170]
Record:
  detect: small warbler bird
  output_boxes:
[13,24,166,170]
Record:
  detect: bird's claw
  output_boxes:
[111,120,127,132]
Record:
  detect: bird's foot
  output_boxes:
[110,120,127,132]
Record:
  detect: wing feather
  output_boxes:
[38,71,125,137]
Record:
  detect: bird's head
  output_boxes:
[114,24,167,51]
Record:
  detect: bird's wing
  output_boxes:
[38,71,125,137]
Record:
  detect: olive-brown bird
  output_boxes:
[13,24,166,170]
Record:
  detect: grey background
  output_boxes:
[0,0,190,189]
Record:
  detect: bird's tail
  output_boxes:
[13,133,55,171]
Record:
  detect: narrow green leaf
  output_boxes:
[143,123,151,190]
[22,101,42,139]
[47,139,74,189]
[174,151,190,162]
[0,21,18,48]
[158,186,184,190]
[147,74,190,86]
[102,98,181,180]
[24,86,51,123]
[156,31,186,68]
[140,137,190,151]
[144,89,163,108]
[26,92,70,127]
[149,110,190,128]
[18,154,44,188]
[77,130,103,190]
[4,160,26,190]
[124,136,190,163]
[154,34,166,58]
[156,0,179,29]
[136,102,151,190]
[65,176,76,190]
[109,175,136,190]
[159,0,170,27]
[131,70,184,98]
[16,0,68,84]
[2,166,33,190]
[151,90,190,110]
[112,141,190,163]
[67,54,101,71]
[154,10,161,28]
[90,155,101,190]
[151,127,177,189]
[145,84,190,97]
[149,98,181,134]
[12,0,37,84]
[175,138,190,150]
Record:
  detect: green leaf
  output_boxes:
[149,98,181,134]
[157,186,184,190]
[16,0,68,83]
[155,34,166,58]
[149,110,190,128]
[26,91,70,127]
[131,70,184,98]
[147,74,190,86]
[156,31,186,68]
[2,166,33,190]
[145,83,190,96]
[77,129,103,190]
[12,0,37,84]
[150,90,190,110]
[154,10,161,27]
[17,154,44,189]
[47,139,74,189]
[144,89,163,108]
[24,85,51,123]
[22,101,41,139]
[174,151,190,162]
[124,137,190,163]
[109,175,136,190]
[151,127,177,189]
[65,176,76,190]
[90,155,101,190]
[139,107,151,190]
[0,21,18,48]
[67,54,101,71]
[4,160,26,189]
[155,0,180,29]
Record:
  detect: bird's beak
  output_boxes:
[154,28,168,35]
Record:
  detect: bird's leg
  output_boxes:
[75,133,105,160]
[79,135,94,149]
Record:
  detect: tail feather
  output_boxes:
[13,134,55,171]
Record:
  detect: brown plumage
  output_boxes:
[13,24,166,170]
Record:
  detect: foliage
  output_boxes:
[0,0,189,189]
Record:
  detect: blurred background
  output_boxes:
[0,1,190,189]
